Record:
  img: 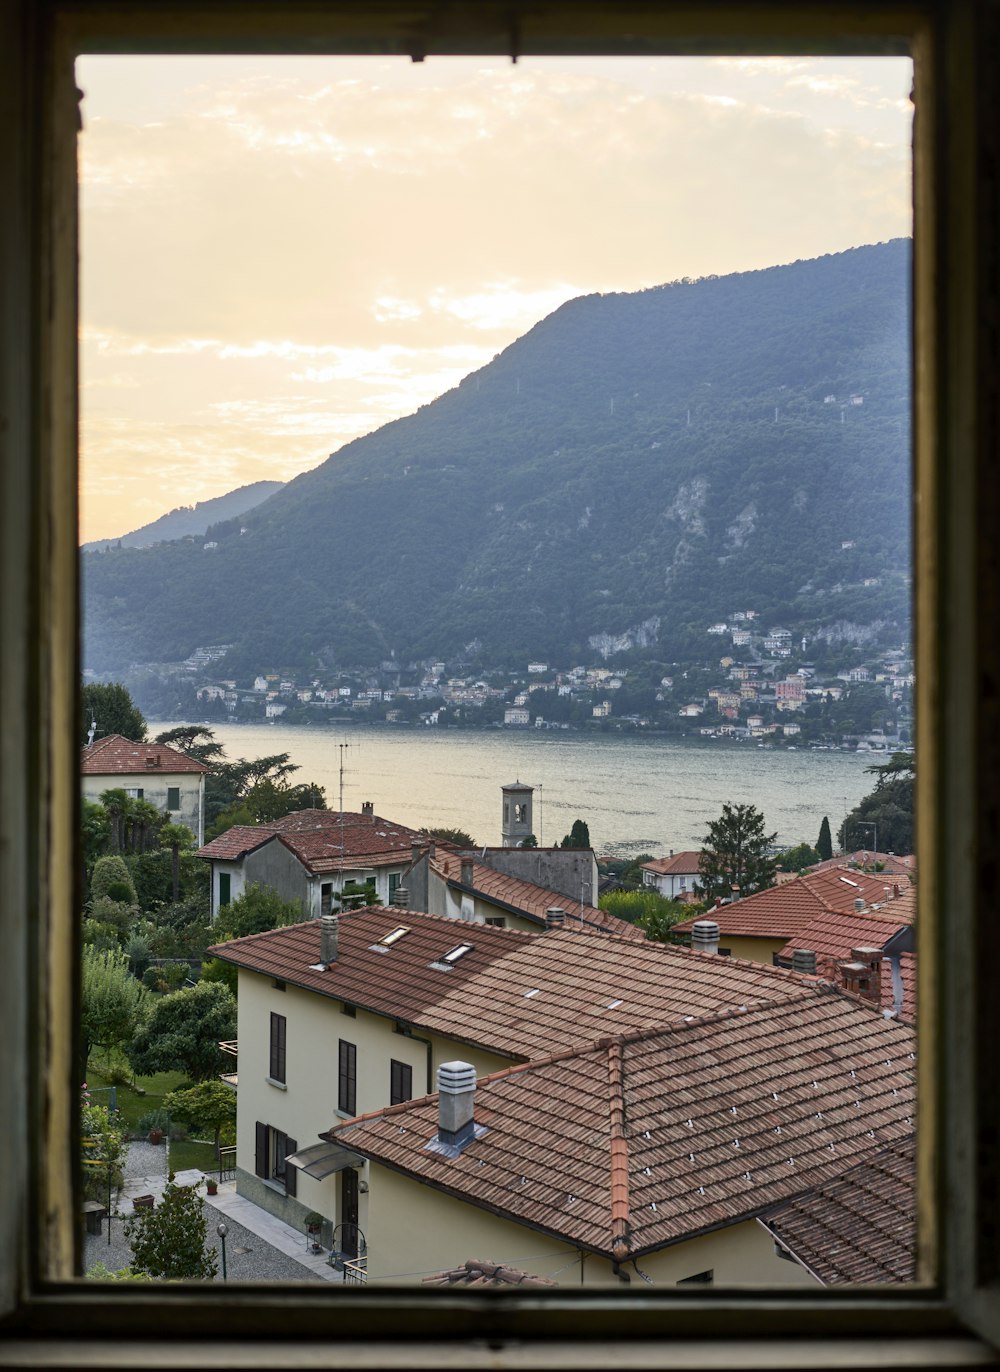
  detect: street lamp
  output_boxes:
[216,1219,228,1281]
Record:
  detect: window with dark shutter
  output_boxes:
[254,1121,267,1179]
[390,1059,412,1105]
[338,1039,356,1114]
[166,786,180,810]
[284,1136,298,1197]
[269,1011,286,1083]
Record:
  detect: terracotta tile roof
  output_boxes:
[422,1259,557,1288]
[332,993,915,1261]
[81,734,210,775]
[779,907,913,980]
[759,1136,915,1284]
[809,852,915,879]
[197,809,428,872]
[416,931,814,1061]
[434,851,644,941]
[196,826,277,862]
[640,851,702,877]
[674,867,913,942]
[207,907,530,1037]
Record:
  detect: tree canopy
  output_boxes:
[840,755,915,855]
[123,1177,218,1280]
[816,816,834,861]
[699,803,777,902]
[81,682,146,745]
[212,883,303,940]
[560,819,591,849]
[127,981,237,1082]
[426,826,477,848]
[80,945,151,1068]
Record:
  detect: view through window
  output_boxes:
[77,53,915,1289]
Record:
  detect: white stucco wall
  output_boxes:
[82,770,204,845]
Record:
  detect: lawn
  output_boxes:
[168,1138,218,1174]
[85,1063,188,1135]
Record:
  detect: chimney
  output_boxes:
[545,907,566,930]
[437,1061,476,1148]
[893,883,901,898]
[411,842,424,867]
[838,947,883,1004]
[361,801,374,816]
[691,919,720,955]
[792,948,817,975]
[320,913,339,966]
[460,858,474,888]
[854,897,865,912]
[669,849,674,857]
[714,897,722,910]
[391,885,408,908]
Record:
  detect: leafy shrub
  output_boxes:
[91,855,137,905]
[135,1108,171,1137]
[123,1177,218,1280]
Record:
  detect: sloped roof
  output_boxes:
[779,907,912,971]
[207,907,529,1035]
[674,868,913,942]
[640,851,702,878]
[81,734,210,776]
[332,993,915,1261]
[759,1136,916,1284]
[809,852,915,879]
[422,1260,557,1288]
[197,809,428,873]
[434,850,644,941]
[209,910,811,1061]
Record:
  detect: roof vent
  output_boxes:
[460,858,474,888]
[792,948,817,975]
[854,898,865,912]
[361,801,374,816]
[545,907,566,930]
[145,754,158,767]
[691,920,721,954]
[436,1061,476,1149]
[392,885,409,908]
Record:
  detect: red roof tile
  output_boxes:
[197,809,428,872]
[779,908,913,980]
[81,734,210,775]
[640,851,702,877]
[434,851,644,940]
[760,1136,915,1284]
[422,1260,557,1287]
[332,994,916,1261]
[809,853,915,879]
[675,868,913,942]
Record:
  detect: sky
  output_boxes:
[77,54,912,543]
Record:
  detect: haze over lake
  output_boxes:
[168,722,882,855]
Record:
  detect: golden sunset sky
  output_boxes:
[78,54,912,543]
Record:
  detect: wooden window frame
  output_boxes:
[390,1059,413,1107]
[269,1011,286,1085]
[338,1038,357,1116]
[1,0,999,1365]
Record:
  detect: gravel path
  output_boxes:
[84,1212,325,1283]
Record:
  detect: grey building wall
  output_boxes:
[468,847,599,907]
[243,841,311,917]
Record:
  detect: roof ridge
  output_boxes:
[607,1040,630,1261]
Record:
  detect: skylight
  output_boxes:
[442,942,474,964]
[606,998,623,1009]
[378,926,410,947]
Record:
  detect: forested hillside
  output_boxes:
[82,241,911,675]
[83,481,285,552]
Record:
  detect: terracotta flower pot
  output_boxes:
[148,1127,163,1145]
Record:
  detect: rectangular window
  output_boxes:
[320,882,333,917]
[125,786,143,799]
[388,872,401,901]
[166,786,180,810]
[338,1038,356,1114]
[390,1059,412,1105]
[485,916,506,927]
[255,1122,297,1195]
[269,1012,286,1084]
[218,872,231,908]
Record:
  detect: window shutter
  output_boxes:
[284,1137,298,1197]
[254,1121,267,1178]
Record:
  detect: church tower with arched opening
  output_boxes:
[501,781,534,848]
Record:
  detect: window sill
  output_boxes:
[334,1108,355,1119]
[264,1077,287,1091]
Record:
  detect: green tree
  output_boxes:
[80,945,151,1068]
[81,682,146,746]
[123,1176,218,1280]
[426,826,477,848]
[163,1081,237,1160]
[599,888,691,941]
[213,883,303,939]
[91,854,137,905]
[560,819,591,849]
[816,815,834,861]
[159,822,195,904]
[777,842,820,875]
[519,833,538,849]
[153,726,225,766]
[698,803,777,902]
[840,771,914,855]
[335,879,377,911]
[127,981,237,1082]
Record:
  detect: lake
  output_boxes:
[161,722,882,856]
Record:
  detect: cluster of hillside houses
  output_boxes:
[82,735,917,1288]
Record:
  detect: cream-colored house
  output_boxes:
[207,909,834,1254]
[81,733,210,845]
[332,994,916,1287]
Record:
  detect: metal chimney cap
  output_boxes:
[692,919,721,938]
[438,1061,477,1095]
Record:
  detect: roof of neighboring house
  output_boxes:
[640,851,702,878]
[433,851,644,941]
[881,951,917,1023]
[197,809,428,873]
[81,734,211,776]
[779,906,913,968]
[673,868,913,942]
[209,909,814,1062]
[331,993,915,1262]
[422,1260,557,1288]
[207,907,530,1034]
[759,1136,916,1285]
[808,852,915,879]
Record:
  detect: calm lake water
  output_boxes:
[163,722,881,856]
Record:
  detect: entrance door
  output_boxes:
[340,1168,359,1257]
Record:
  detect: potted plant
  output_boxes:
[304,1211,324,1253]
[206,1177,218,1196]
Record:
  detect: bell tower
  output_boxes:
[501,781,534,848]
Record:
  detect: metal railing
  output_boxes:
[342,1256,368,1284]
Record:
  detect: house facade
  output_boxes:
[81,733,210,845]
[640,851,703,900]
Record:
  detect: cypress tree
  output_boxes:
[816,815,833,861]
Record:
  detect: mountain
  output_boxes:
[82,241,911,676]
[82,480,285,552]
